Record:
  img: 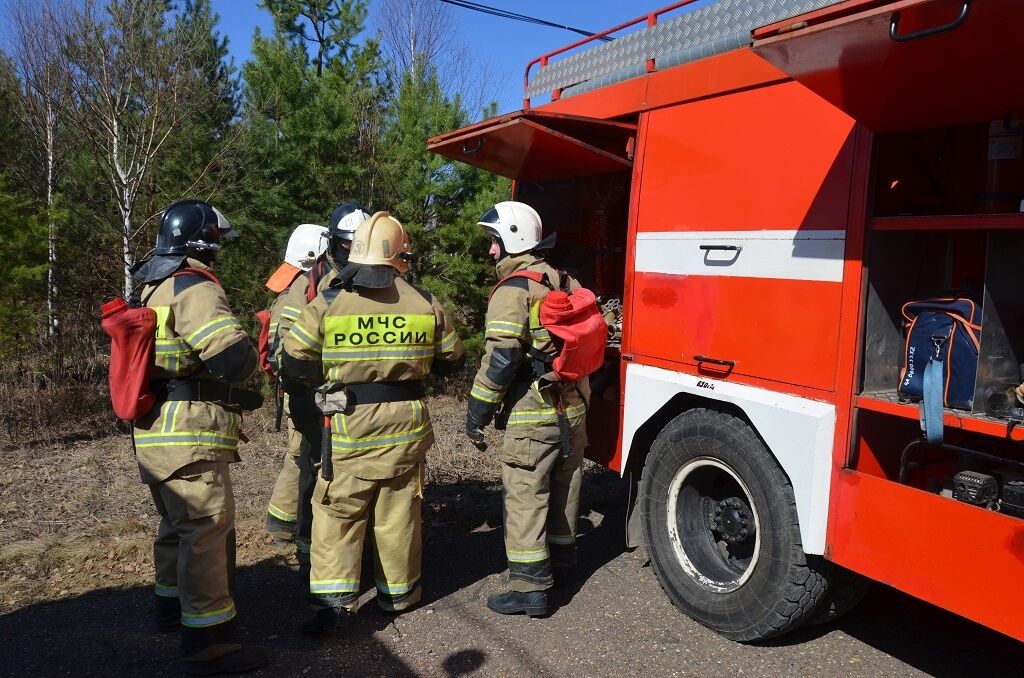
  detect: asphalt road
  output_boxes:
[2,468,1022,677]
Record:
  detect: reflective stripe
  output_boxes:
[323,346,434,361]
[547,533,576,545]
[376,579,420,594]
[485,320,526,337]
[289,322,321,350]
[134,431,238,449]
[332,422,432,452]
[155,582,178,598]
[162,402,180,434]
[155,339,190,355]
[507,547,550,563]
[470,384,503,404]
[267,503,296,522]
[506,402,586,426]
[437,330,459,352]
[281,306,302,320]
[181,602,236,628]
[310,579,359,594]
[186,316,240,348]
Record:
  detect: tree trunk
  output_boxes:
[45,102,57,337]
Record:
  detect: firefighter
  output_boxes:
[466,201,589,618]
[265,204,370,569]
[130,200,266,674]
[281,211,465,634]
[264,224,328,546]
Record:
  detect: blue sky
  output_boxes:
[210,0,715,114]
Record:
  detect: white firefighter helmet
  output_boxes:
[477,201,543,255]
[285,223,328,271]
[348,211,412,274]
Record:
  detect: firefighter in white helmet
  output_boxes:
[282,212,465,634]
[264,223,330,558]
[467,201,589,618]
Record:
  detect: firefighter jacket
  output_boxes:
[133,258,258,485]
[281,275,465,480]
[268,271,313,375]
[468,253,589,448]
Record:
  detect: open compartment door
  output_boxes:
[427,111,635,181]
[753,0,1024,132]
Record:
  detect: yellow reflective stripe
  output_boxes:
[134,431,239,449]
[181,602,236,628]
[154,339,189,355]
[267,504,297,522]
[507,547,549,563]
[185,315,240,348]
[310,579,360,593]
[331,422,432,452]
[162,401,180,434]
[323,346,434,361]
[281,306,302,320]
[470,384,502,404]
[485,320,526,337]
[376,579,420,594]
[289,322,321,350]
[506,403,586,426]
[437,329,459,351]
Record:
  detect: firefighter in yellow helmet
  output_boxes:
[281,211,465,634]
[466,201,588,618]
[265,203,370,578]
[129,200,267,674]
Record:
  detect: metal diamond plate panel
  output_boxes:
[525,0,846,99]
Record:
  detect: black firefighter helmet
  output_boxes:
[326,200,370,266]
[132,200,237,283]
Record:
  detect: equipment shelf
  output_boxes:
[854,391,1024,442]
[870,214,1024,231]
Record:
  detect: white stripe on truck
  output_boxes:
[634,229,846,283]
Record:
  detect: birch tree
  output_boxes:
[10,0,70,337]
[60,0,208,298]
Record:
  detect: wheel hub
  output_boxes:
[709,497,752,544]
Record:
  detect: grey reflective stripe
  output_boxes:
[134,432,238,448]
[162,402,180,433]
[154,582,178,597]
[188,317,239,348]
[155,340,190,354]
[181,602,236,628]
[323,347,434,361]
[332,423,432,452]
[376,578,420,594]
[310,579,359,593]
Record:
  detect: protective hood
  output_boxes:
[332,262,397,290]
[131,254,186,284]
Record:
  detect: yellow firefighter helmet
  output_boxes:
[348,211,412,273]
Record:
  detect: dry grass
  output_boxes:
[0,394,507,613]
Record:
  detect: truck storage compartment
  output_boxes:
[428,111,637,468]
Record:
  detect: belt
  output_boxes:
[345,380,424,407]
[153,378,264,411]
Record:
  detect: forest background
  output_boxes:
[0,0,510,445]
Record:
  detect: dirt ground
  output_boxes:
[2,395,1023,677]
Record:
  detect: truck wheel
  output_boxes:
[807,565,871,626]
[640,408,830,642]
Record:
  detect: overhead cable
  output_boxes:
[438,0,614,42]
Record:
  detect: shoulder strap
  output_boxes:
[306,260,329,302]
[488,270,548,303]
[172,267,222,287]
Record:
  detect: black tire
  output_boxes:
[807,565,871,626]
[640,408,831,642]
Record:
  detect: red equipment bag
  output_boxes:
[255,309,274,378]
[101,298,157,420]
[100,267,223,420]
[492,270,608,382]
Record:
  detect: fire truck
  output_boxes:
[428,0,1024,642]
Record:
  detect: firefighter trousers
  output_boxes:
[150,460,238,629]
[309,463,423,612]
[501,426,585,592]
[268,402,316,560]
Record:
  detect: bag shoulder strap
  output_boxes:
[172,267,223,287]
[488,270,550,303]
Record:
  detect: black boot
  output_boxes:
[486,590,549,618]
[299,606,350,636]
[155,595,181,632]
[181,618,267,675]
[266,513,296,546]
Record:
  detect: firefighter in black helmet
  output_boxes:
[131,200,267,674]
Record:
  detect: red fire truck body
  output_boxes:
[429,0,1024,642]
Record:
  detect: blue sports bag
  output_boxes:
[898,296,981,443]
